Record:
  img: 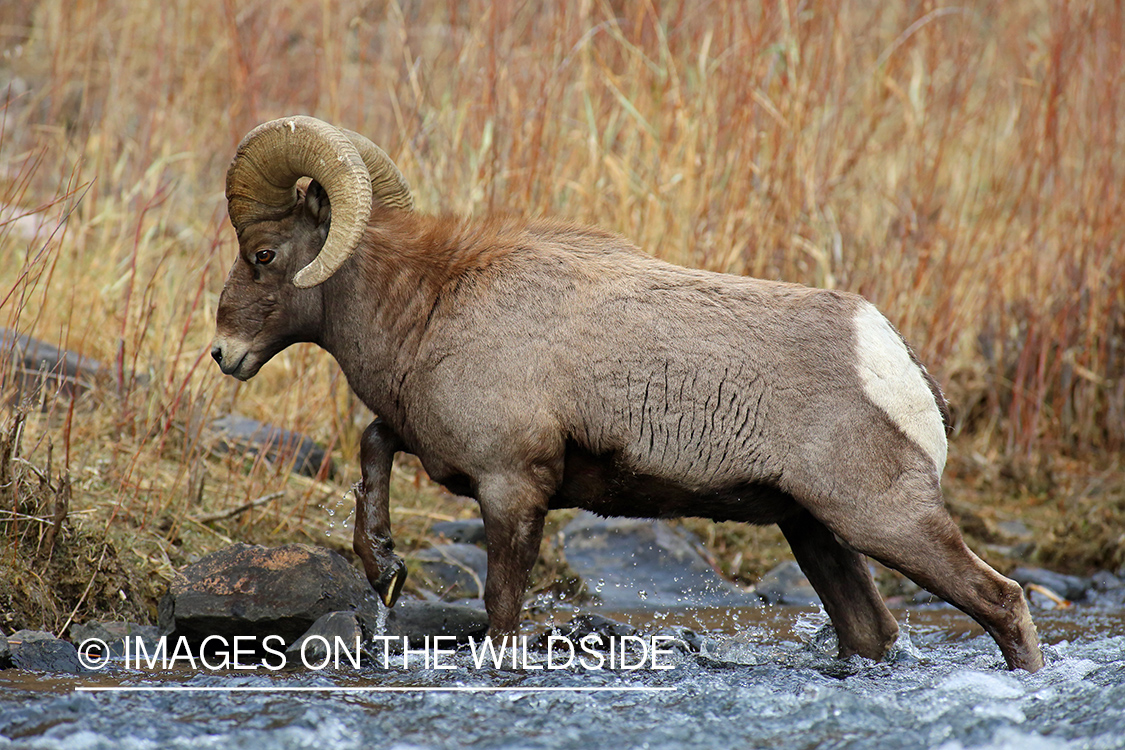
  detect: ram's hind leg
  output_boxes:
[811,471,1043,672]
[779,509,900,661]
[874,504,1042,672]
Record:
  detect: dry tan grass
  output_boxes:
[1,1,1122,631]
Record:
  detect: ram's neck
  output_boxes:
[315,210,482,427]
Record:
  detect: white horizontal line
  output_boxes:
[75,685,676,694]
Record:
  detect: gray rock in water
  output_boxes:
[430,519,487,545]
[287,611,367,664]
[69,621,162,657]
[561,512,761,610]
[1091,570,1123,591]
[556,613,638,641]
[652,625,704,654]
[159,543,379,646]
[0,632,10,669]
[1089,571,1125,607]
[7,631,82,674]
[411,544,488,600]
[373,600,490,645]
[289,601,490,663]
[208,414,334,478]
[753,560,821,606]
[1011,566,1091,601]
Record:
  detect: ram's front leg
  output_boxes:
[352,418,407,607]
[478,474,549,635]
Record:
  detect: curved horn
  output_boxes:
[340,128,414,212]
[226,115,372,289]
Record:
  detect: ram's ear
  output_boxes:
[304,180,332,227]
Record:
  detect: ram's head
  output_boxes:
[211,116,412,380]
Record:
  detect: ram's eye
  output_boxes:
[255,249,276,264]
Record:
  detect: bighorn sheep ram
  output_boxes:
[211,116,1043,671]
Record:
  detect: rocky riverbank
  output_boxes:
[4,510,1124,676]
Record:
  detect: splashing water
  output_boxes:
[2,608,1122,749]
[372,598,389,637]
[323,490,352,538]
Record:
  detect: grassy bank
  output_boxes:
[1,1,1122,633]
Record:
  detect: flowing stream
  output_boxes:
[1,606,1123,750]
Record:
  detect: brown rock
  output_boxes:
[158,543,379,646]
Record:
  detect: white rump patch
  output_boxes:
[853,303,947,473]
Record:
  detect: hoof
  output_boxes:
[374,557,407,607]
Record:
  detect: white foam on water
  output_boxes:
[936,670,1025,700]
[934,727,1080,750]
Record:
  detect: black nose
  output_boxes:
[211,346,223,366]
